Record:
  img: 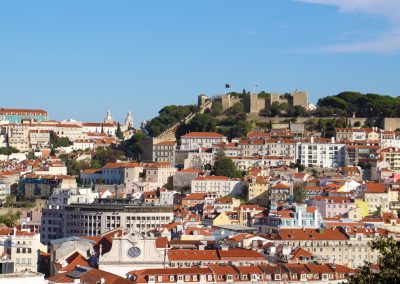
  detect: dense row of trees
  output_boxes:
[145,105,196,137]
[0,147,19,155]
[316,91,400,118]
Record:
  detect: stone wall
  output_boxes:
[384,118,400,131]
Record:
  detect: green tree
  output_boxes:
[123,132,147,160]
[225,102,246,119]
[145,105,196,137]
[50,131,72,148]
[0,147,19,155]
[211,156,242,178]
[0,211,20,227]
[91,147,124,168]
[348,237,400,284]
[182,113,216,133]
[115,122,124,139]
[293,185,307,203]
[211,101,223,116]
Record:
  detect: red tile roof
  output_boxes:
[181,132,225,138]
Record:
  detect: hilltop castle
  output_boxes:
[198,91,309,114]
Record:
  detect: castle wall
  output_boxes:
[221,94,231,111]
[292,91,309,110]
[384,118,400,131]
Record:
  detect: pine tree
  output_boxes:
[115,122,123,139]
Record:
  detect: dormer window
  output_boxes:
[274,274,281,281]
[227,275,232,280]
[169,275,175,281]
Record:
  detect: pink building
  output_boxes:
[310,196,357,218]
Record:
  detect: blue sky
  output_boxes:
[0,0,399,126]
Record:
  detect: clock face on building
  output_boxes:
[127,246,141,258]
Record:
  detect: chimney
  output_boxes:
[13,227,17,237]
[100,278,106,284]
[331,137,335,144]
[310,137,314,144]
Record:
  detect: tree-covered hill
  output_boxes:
[316,91,400,118]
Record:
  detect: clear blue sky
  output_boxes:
[1,0,399,126]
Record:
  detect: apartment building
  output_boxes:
[128,263,355,284]
[247,176,270,206]
[7,124,30,152]
[40,187,98,243]
[191,176,244,197]
[378,147,400,171]
[0,227,41,273]
[256,204,324,233]
[0,108,48,123]
[310,196,359,219]
[180,132,227,151]
[296,138,345,168]
[265,227,381,268]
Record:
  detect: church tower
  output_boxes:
[104,110,113,124]
[124,110,134,128]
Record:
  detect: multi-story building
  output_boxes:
[378,147,400,171]
[361,183,390,213]
[310,196,359,219]
[265,227,383,268]
[296,138,345,168]
[256,204,324,233]
[191,176,244,197]
[145,163,177,185]
[81,122,118,136]
[64,200,174,237]
[28,130,50,149]
[19,174,77,200]
[153,141,176,165]
[42,197,174,242]
[0,227,41,273]
[237,139,296,158]
[231,155,294,171]
[32,123,84,141]
[0,108,48,123]
[80,162,143,185]
[7,124,30,152]
[269,182,291,204]
[247,176,269,206]
[40,187,98,243]
[128,263,355,284]
[180,132,227,151]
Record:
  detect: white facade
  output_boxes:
[297,140,345,168]
[191,177,244,197]
[180,132,227,151]
[0,229,41,273]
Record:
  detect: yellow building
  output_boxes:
[212,211,239,227]
[247,176,269,206]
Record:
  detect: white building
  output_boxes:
[296,138,345,168]
[191,176,244,197]
[180,132,227,151]
[41,187,99,243]
[0,228,41,273]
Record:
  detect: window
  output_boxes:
[169,275,175,281]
